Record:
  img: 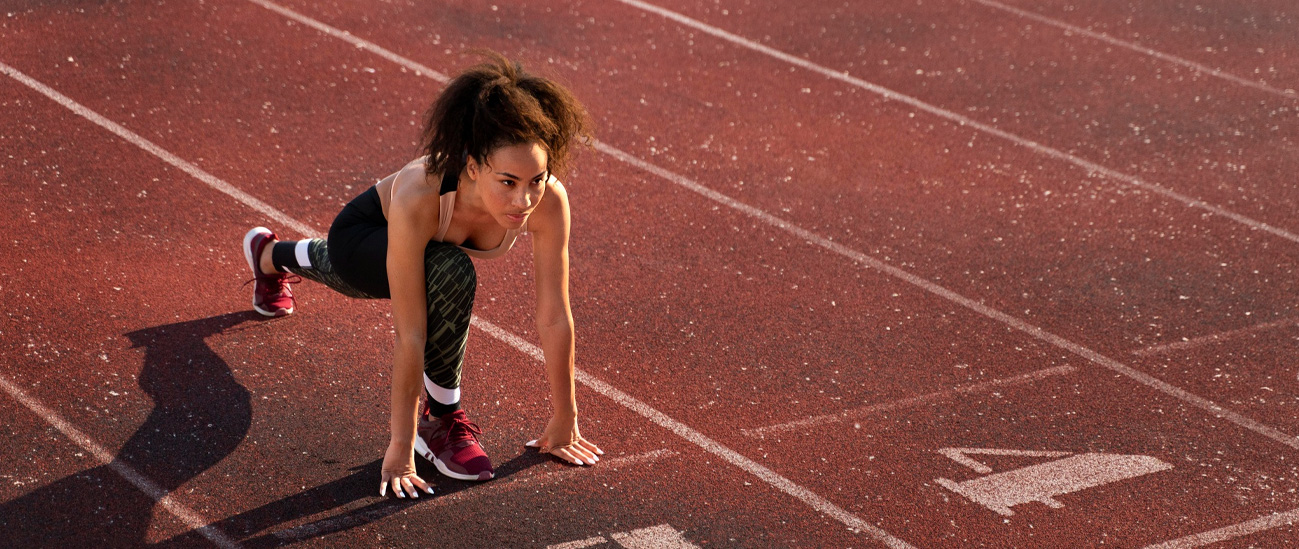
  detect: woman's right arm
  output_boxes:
[379,167,440,498]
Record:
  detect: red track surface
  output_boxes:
[3,0,1298,546]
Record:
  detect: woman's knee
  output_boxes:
[424,244,477,300]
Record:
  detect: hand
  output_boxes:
[525,414,604,465]
[379,440,433,498]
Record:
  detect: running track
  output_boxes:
[2,0,1298,546]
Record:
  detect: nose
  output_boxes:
[514,189,535,210]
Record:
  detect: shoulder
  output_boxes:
[389,162,443,226]
[530,176,571,236]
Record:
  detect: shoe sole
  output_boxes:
[414,435,494,481]
[243,227,293,317]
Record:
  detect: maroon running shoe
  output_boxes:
[415,405,495,481]
[242,227,297,317]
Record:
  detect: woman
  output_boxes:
[239,52,602,498]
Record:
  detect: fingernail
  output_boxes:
[397,491,405,499]
[412,491,419,499]
[597,449,605,455]
[425,487,435,494]
[526,440,537,446]
[574,459,584,465]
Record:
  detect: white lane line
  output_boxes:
[272,450,677,541]
[2,55,914,548]
[610,0,1299,246]
[1131,318,1298,356]
[472,319,915,547]
[0,375,241,549]
[743,365,1077,437]
[973,0,1298,99]
[1144,507,1299,548]
[244,0,449,82]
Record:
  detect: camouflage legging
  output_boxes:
[285,238,475,392]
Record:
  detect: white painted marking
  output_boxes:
[610,524,700,548]
[1132,318,1298,356]
[0,375,240,549]
[0,62,315,239]
[744,365,1076,437]
[973,0,1298,99]
[610,0,1299,245]
[937,447,1071,475]
[1143,507,1299,548]
[547,536,609,549]
[936,451,1173,516]
[549,524,698,549]
[274,450,678,541]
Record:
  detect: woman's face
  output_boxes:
[467,142,548,229]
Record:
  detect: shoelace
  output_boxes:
[443,415,484,447]
[264,274,302,297]
[241,274,302,297]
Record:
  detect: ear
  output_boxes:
[465,155,481,180]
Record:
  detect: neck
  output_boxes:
[454,170,492,222]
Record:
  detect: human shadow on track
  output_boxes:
[0,312,254,548]
[156,442,554,546]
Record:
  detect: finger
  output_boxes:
[379,481,387,497]
[401,477,419,499]
[555,447,585,466]
[575,446,598,463]
[578,438,604,455]
[391,477,406,499]
[411,475,434,495]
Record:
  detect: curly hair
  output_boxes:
[419,51,592,183]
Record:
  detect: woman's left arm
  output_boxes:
[525,178,603,465]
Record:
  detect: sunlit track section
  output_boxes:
[744,365,1077,437]
[243,0,1299,452]
[244,0,448,82]
[0,62,314,239]
[0,375,241,549]
[269,449,681,542]
[610,0,1299,246]
[1131,317,1298,356]
[972,0,1298,99]
[470,319,915,548]
[1144,506,1299,548]
[1,54,915,548]
[594,141,1299,451]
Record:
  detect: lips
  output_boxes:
[505,213,528,223]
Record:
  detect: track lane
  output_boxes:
[629,0,1299,229]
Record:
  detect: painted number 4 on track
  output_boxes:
[935,447,1173,516]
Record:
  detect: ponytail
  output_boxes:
[420,51,591,184]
